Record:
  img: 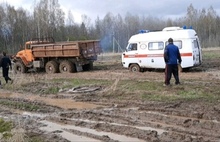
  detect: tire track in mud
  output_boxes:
[41,103,220,142]
[1,91,219,141]
[0,92,153,141]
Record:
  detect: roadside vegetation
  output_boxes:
[0,118,12,139]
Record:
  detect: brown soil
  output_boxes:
[0,50,220,142]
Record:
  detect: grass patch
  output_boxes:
[12,76,220,103]
[44,86,60,94]
[0,100,40,111]
[7,74,220,103]
[0,118,13,139]
[202,50,220,59]
[141,84,220,102]
[120,80,161,91]
[0,118,12,133]
[142,93,174,101]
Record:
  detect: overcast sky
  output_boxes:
[1,0,220,23]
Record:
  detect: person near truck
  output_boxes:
[0,54,1,87]
[0,51,13,84]
[164,38,182,86]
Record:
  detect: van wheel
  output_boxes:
[129,64,140,72]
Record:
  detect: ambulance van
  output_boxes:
[122,26,202,72]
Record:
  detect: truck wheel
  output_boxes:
[59,60,74,73]
[129,64,140,72]
[14,61,27,73]
[45,61,59,74]
[89,62,94,70]
[82,62,93,71]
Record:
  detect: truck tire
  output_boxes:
[45,61,59,74]
[59,60,74,73]
[129,64,140,72]
[14,61,27,73]
[82,62,93,71]
[89,62,94,70]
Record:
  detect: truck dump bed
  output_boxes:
[31,40,101,59]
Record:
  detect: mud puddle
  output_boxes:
[0,92,102,110]
[21,109,165,141]
[40,120,145,142]
[39,120,101,142]
[69,117,166,135]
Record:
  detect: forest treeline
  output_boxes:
[0,0,219,54]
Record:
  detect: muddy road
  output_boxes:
[0,49,220,142]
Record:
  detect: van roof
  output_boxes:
[129,27,197,43]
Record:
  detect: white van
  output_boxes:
[122,26,202,72]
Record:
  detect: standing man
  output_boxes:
[164,38,182,86]
[0,51,13,84]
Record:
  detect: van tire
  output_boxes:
[129,64,140,72]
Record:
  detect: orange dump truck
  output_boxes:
[13,37,102,73]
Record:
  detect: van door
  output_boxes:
[122,43,139,68]
[193,39,202,66]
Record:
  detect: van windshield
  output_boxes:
[127,43,137,51]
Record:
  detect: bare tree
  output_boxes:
[33,0,64,38]
[66,10,75,26]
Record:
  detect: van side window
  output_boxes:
[165,40,182,49]
[127,43,137,51]
[148,42,164,50]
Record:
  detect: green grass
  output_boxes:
[0,118,12,133]
[0,118,45,142]
[11,76,220,103]
[44,86,60,94]
[141,84,220,102]
[0,100,40,111]
[0,118,13,139]
[202,49,220,59]
[120,80,161,91]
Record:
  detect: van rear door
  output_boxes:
[193,39,202,66]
